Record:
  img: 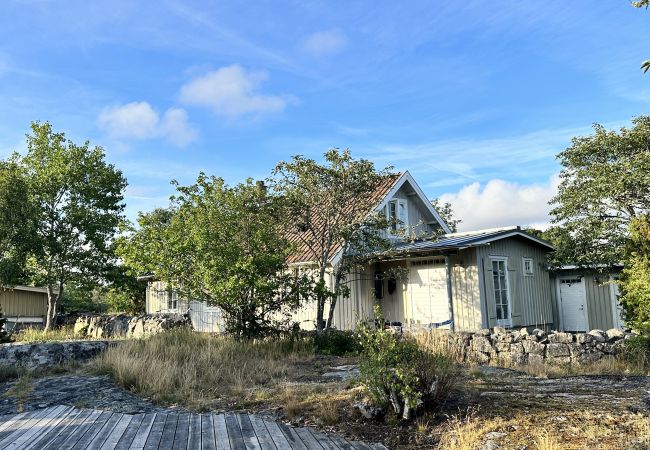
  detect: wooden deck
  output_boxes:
[0,406,388,450]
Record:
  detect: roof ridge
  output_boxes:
[442,225,520,238]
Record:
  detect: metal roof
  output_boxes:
[386,226,554,256]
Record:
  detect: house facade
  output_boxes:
[0,285,49,330]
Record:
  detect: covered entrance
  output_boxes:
[407,258,451,328]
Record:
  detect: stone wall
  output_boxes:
[440,327,631,365]
[0,341,109,370]
[73,313,191,339]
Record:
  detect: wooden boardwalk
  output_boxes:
[0,406,387,450]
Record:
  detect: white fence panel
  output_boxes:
[188,300,226,333]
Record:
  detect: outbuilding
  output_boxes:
[0,285,49,330]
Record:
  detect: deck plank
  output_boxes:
[247,415,276,450]
[100,413,134,450]
[0,408,50,445]
[224,414,245,450]
[158,413,179,450]
[236,414,260,450]
[307,429,341,450]
[113,413,143,450]
[44,409,94,449]
[28,408,86,450]
[5,405,69,450]
[59,409,104,449]
[327,436,356,450]
[187,413,202,450]
[172,413,190,450]
[201,414,217,450]
[267,422,298,450]
[293,428,324,450]
[86,412,124,449]
[143,412,168,450]
[212,414,230,450]
[71,410,114,449]
[23,406,77,450]
[128,412,157,450]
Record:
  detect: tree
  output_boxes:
[549,117,650,271]
[430,198,461,233]
[632,1,650,72]
[273,149,395,331]
[19,122,127,330]
[619,214,650,333]
[0,161,36,285]
[120,175,309,338]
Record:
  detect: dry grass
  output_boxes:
[14,326,79,343]
[412,329,467,364]
[92,328,315,410]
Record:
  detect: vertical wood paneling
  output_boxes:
[0,288,48,319]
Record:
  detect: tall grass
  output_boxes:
[13,326,79,343]
[92,328,315,409]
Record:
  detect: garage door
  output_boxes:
[408,259,450,328]
[559,277,588,331]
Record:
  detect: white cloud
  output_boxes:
[179,65,289,119]
[97,101,197,147]
[301,30,347,56]
[439,175,560,232]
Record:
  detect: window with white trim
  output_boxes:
[386,199,408,232]
[523,257,534,276]
[491,258,511,324]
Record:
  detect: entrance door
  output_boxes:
[491,258,512,328]
[408,259,449,327]
[559,277,588,331]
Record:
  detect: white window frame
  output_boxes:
[490,256,512,328]
[523,257,534,277]
[386,199,408,233]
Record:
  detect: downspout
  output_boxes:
[445,255,455,332]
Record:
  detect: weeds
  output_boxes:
[3,376,33,412]
[14,326,78,343]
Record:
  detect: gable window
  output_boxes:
[491,257,511,327]
[386,199,408,232]
[523,258,534,276]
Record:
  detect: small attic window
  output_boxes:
[523,257,534,276]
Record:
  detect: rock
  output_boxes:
[546,343,570,358]
[532,328,546,338]
[354,401,383,420]
[568,343,584,357]
[471,336,494,354]
[527,354,544,365]
[322,365,360,380]
[74,313,190,339]
[588,330,607,342]
[485,432,508,440]
[548,332,573,344]
[0,341,109,370]
[495,342,511,353]
[492,326,507,335]
[510,342,524,355]
[576,333,593,344]
[519,328,529,337]
[476,328,491,337]
[606,328,624,341]
[479,441,500,450]
[522,340,545,355]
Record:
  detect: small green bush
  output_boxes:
[357,307,458,420]
[313,329,360,356]
[623,335,650,371]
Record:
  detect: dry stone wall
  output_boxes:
[73,313,191,339]
[442,327,631,365]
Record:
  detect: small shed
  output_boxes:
[550,266,624,332]
[0,285,49,329]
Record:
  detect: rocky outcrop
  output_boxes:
[73,313,191,339]
[427,327,633,366]
[0,341,109,370]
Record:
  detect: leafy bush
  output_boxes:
[313,329,360,355]
[623,335,650,371]
[357,308,458,420]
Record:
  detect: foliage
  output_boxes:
[619,214,650,334]
[119,175,310,338]
[312,329,360,355]
[0,161,36,285]
[11,122,127,330]
[0,307,13,344]
[622,335,650,371]
[102,265,146,315]
[273,149,395,331]
[431,198,461,233]
[357,307,457,420]
[59,280,104,313]
[550,117,650,271]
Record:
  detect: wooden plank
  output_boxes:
[212,414,230,450]
[201,414,217,450]
[59,409,104,449]
[99,413,134,450]
[236,414,260,450]
[113,413,144,450]
[71,410,114,449]
[248,416,276,450]
[23,406,77,450]
[158,413,179,450]
[86,412,123,449]
[128,413,157,450]
[224,414,246,450]
[28,408,86,450]
[350,442,372,450]
[5,405,69,450]
[369,444,388,450]
[144,412,168,450]
[308,429,341,450]
[327,436,356,450]
[0,410,30,436]
[0,408,54,447]
[43,409,93,449]
[172,413,190,450]
[293,428,325,450]
[187,413,202,450]
[276,423,308,450]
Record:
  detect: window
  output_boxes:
[167,289,177,310]
[523,257,534,276]
[386,199,408,232]
[491,258,511,326]
[388,200,398,231]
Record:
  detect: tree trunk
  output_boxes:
[326,268,344,329]
[44,285,55,332]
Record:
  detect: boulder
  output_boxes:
[605,328,624,341]
[576,333,593,344]
[495,342,511,353]
[522,340,545,355]
[546,343,570,358]
[492,326,507,336]
[588,330,607,342]
[548,332,573,344]
[471,336,494,354]
[475,328,491,337]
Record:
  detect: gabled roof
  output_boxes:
[0,285,48,294]
[387,226,554,256]
[287,171,451,264]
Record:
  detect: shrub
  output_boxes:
[313,329,360,355]
[623,335,650,371]
[357,308,458,420]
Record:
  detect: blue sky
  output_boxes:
[0,1,649,230]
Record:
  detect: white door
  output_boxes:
[559,277,588,331]
[408,259,450,328]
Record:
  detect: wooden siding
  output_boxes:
[476,237,554,329]
[0,287,47,319]
[449,249,483,331]
[391,184,439,237]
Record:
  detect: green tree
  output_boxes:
[120,175,309,338]
[550,117,650,271]
[619,214,650,333]
[19,122,127,330]
[430,198,461,233]
[0,161,36,285]
[633,1,650,72]
[273,149,394,331]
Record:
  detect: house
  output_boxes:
[0,285,48,330]
[549,265,624,332]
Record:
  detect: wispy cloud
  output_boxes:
[97,101,198,147]
[179,65,293,119]
[301,30,347,57]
